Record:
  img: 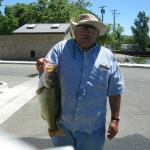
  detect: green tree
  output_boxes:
[99,23,124,50]
[46,0,71,23]
[34,0,72,23]
[0,14,18,34]
[0,0,94,34]
[34,0,51,22]
[1,2,37,34]
[5,3,37,26]
[75,0,91,10]
[131,11,149,51]
[147,38,150,51]
[122,35,135,44]
[34,0,91,23]
[68,0,90,19]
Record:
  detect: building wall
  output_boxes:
[0,32,71,60]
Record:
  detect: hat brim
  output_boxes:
[71,20,107,36]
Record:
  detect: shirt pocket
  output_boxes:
[89,65,110,90]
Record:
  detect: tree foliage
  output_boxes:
[36,0,71,23]
[99,23,124,50]
[0,0,3,6]
[5,3,37,26]
[122,35,135,44]
[131,11,149,51]
[0,0,93,34]
[0,13,18,34]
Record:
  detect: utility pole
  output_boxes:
[111,9,119,51]
[111,9,119,32]
[0,0,3,14]
[99,6,107,23]
[0,0,3,6]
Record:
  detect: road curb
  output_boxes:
[118,63,150,68]
[1,60,150,68]
[0,60,36,65]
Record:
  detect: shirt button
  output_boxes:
[83,93,86,96]
[83,90,86,96]
[78,97,81,100]
[80,85,83,88]
[76,107,79,111]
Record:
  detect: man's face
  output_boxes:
[75,25,98,50]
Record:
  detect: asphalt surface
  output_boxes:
[0,63,38,88]
[0,66,150,150]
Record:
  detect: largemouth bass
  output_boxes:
[36,64,64,136]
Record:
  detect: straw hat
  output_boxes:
[71,14,107,36]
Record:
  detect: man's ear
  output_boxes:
[97,30,99,36]
[96,32,100,39]
[74,28,78,37]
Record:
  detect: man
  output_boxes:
[36,14,125,150]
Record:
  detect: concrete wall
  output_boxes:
[0,32,71,60]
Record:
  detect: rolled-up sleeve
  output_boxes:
[46,45,59,65]
[46,41,67,73]
[107,62,125,97]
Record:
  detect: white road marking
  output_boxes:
[0,77,38,125]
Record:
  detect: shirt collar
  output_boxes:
[74,39,97,53]
[73,39,101,59]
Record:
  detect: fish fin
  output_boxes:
[36,87,45,94]
[41,114,46,120]
[48,128,64,137]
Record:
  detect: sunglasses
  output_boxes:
[77,25,97,33]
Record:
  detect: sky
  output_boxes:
[1,0,150,35]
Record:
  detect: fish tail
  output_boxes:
[48,128,64,137]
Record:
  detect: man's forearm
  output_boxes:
[109,95,121,119]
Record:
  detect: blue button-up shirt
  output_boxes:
[46,39,124,133]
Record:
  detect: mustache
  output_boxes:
[80,36,89,40]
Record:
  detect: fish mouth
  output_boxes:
[47,64,57,72]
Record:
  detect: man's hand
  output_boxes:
[107,120,119,140]
[36,58,49,73]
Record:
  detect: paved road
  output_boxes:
[0,67,150,150]
[0,64,38,88]
[105,67,150,150]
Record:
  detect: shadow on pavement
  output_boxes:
[18,134,150,150]
[27,73,39,77]
[19,137,53,149]
[105,134,150,150]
